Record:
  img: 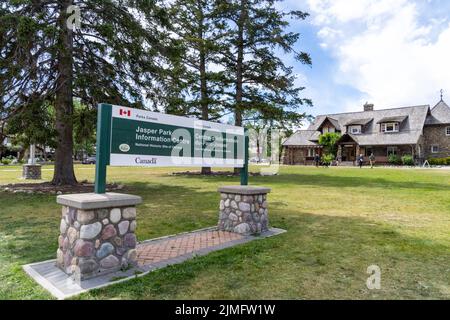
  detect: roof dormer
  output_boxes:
[317,117,341,134]
[344,118,373,135]
[377,116,408,133]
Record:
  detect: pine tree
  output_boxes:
[166,0,228,174]
[217,0,312,128]
[0,0,169,185]
[215,0,311,173]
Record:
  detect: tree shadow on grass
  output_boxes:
[79,210,450,300]
[250,173,450,192]
[0,183,219,264]
[1,177,449,299]
[167,168,450,191]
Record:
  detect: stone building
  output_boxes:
[282,99,450,165]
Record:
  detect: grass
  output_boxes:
[0,164,449,300]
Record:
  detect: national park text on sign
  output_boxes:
[109,105,245,167]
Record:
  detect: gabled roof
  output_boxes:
[282,130,320,147]
[425,100,450,125]
[316,116,341,131]
[307,105,430,146]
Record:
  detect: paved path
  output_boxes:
[136,229,244,267]
[23,227,285,299]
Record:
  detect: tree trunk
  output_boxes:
[234,0,246,175]
[198,3,211,175]
[52,0,77,185]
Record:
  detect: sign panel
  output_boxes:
[109,105,245,168]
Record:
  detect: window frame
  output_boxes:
[349,125,362,135]
[446,126,450,136]
[387,147,397,156]
[307,148,315,157]
[381,122,400,133]
[431,145,439,154]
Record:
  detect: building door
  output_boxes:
[342,145,356,161]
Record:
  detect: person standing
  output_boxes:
[358,154,364,168]
[369,152,375,169]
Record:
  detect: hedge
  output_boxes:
[428,157,450,166]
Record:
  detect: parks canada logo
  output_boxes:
[119,144,130,153]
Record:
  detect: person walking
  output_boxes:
[369,152,375,169]
[358,154,364,168]
[314,153,320,167]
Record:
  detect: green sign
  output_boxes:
[95,104,249,193]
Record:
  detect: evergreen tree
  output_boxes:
[217,0,312,128]
[167,0,228,174]
[216,0,312,173]
[0,0,169,185]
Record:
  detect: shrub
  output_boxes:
[388,154,402,165]
[321,154,335,166]
[428,157,450,166]
[318,133,341,156]
[1,158,12,165]
[401,155,414,166]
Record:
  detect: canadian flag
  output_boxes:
[119,109,131,117]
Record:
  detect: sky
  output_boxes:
[279,0,450,118]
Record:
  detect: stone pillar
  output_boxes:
[22,164,42,180]
[56,193,142,281]
[28,144,36,165]
[218,186,271,235]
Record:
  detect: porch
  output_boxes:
[337,144,417,165]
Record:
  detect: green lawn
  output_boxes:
[0,165,449,299]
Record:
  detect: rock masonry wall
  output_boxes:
[56,205,137,280]
[218,192,269,235]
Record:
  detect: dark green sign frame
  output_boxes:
[95,103,249,194]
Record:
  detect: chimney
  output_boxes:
[364,102,374,112]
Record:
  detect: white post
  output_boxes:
[28,144,36,165]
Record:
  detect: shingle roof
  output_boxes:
[376,115,408,124]
[305,105,430,146]
[345,118,373,126]
[315,116,341,131]
[282,130,321,147]
[327,118,341,131]
[425,100,450,125]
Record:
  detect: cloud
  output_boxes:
[303,0,450,111]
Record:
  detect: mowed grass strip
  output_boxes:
[0,165,449,299]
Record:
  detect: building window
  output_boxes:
[387,147,397,156]
[349,125,362,134]
[381,122,399,133]
[307,149,315,157]
[431,145,439,154]
[446,127,450,136]
[322,127,335,134]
